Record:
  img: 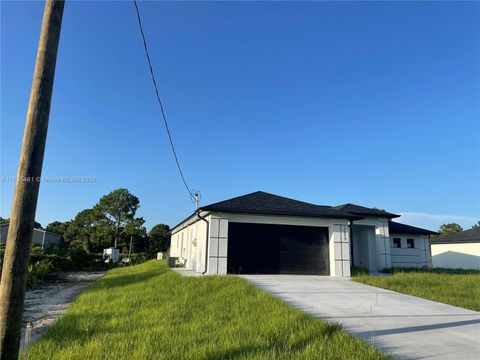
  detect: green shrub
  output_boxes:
[1,245,104,288]
[30,244,44,258]
[351,266,369,276]
[33,248,102,271]
[27,259,54,286]
[60,248,101,270]
[129,252,150,265]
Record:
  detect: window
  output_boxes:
[407,238,415,248]
[393,238,401,248]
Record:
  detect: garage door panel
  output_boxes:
[227,222,329,275]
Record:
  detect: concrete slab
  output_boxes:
[171,267,202,277]
[242,275,480,360]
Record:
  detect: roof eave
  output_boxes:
[171,210,213,234]
[351,212,400,219]
[391,230,437,236]
[198,208,363,221]
[430,238,479,244]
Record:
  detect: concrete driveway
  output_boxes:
[242,275,480,360]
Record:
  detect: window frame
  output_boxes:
[393,238,401,248]
[406,238,415,249]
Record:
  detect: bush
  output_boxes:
[30,244,44,258]
[1,245,104,288]
[61,248,101,270]
[27,259,54,286]
[129,252,150,265]
[351,266,369,276]
[31,248,102,271]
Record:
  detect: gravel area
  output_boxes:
[20,271,104,352]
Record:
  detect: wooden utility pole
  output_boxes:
[0,1,64,358]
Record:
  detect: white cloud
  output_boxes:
[396,212,478,231]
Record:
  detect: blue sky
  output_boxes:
[1,1,479,231]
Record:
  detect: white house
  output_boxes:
[170,191,436,276]
[384,221,434,269]
[430,228,480,270]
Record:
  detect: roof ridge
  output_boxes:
[200,191,333,210]
[332,202,399,218]
[197,191,363,221]
[199,190,269,209]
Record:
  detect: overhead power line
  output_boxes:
[133,0,196,202]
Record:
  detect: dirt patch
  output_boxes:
[20,271,104,352]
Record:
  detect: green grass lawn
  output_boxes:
[28,261,388,360]
[354,271,480,311]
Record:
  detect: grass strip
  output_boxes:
[28,261,389,360]
[354,272,480,311]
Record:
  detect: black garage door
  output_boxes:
[227,222,329,275]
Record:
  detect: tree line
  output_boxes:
[2,200,478,253]
[1,188,170,257]
[435,221,479,237]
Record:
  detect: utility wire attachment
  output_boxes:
[133,0,197,202]
[191,189,201,210]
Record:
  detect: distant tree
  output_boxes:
[0,217,42,229]
[94,188,142,249]
[438,223,463,237]
[38,189,146,254]
[472,221,480,229]
[121,218,147,253]
[148,224,170,255]
[45,221,69,235]
[45,221,71,246]
[63,209,111,253]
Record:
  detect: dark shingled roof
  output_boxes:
[388,221,437,236]
[172,191,428,232]
[430,227,480,244]
[200,191,363,220]
[333,203,400,219]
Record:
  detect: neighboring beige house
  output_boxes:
[0,223,61,250]
[430,227,480,270]
[170,191,436,276]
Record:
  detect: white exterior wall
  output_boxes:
[331,224,351,276]
[171,213,352,277]
[431,242,480,269]
[171,215,208,273]
[389,233,431,268]
[351,217,391,271]
[206,216,229,275]
[171,214,229,275]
